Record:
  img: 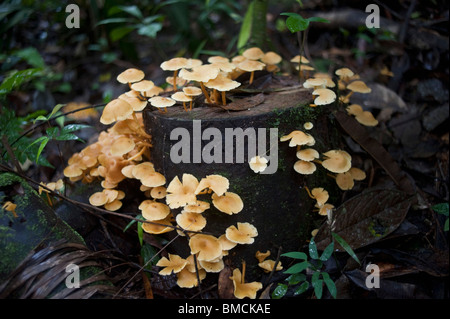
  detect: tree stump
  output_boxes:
[143,75,340,280]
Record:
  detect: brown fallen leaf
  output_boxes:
[218,93,265,112]
[218,265,235,299]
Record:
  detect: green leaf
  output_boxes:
[306,17,330,24]
[432,203,449,216]
[109,26,135,42]
[284,261,309,274]
[14,47,45,68]
[237,0,254,50]
[311,272,323,299]
[0,68,41,95]
[115,5,143,19]
[321,272,337,299]
[137,23,162,38]
[96,17,133,26]
[444,219,449,232]
[281,251,307,260]
[332,232,360,264]
[271,283,288,299]
[320,241,334,261]
[309,238,319,259]
[137,220,144,246]
[293,281,309,295]
[286,273,306,285]
[55,133,84,142]
[61,124,91,134]
[280,13,309,33]
[140,242,159,270]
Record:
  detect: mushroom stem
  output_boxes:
[221,91,227,106]
[173,70,179,92]
[189,100,193,111]
[241,260,246,284]
[304,186,315,200]
[46,192,53,207]
[131,111,148,136]
[327,173,336,179]
[127,146,147,162]
[249,71,255,85]
[200,82,213,104]
[312,159,323,165]
[182,102,188,112]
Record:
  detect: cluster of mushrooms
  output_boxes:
[57,46,385,298]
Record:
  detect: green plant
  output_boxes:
[280,2,329,80]
[272,232,359,299]
[432,203,449,232]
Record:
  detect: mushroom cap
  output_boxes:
[346,104,364,115]
[261,51,282,65]
[346,80,371,93]
[311,187,329,206]
[290,55,309,64]
[189,234,223,261]
[117,68,145,84]
[349,167,366,181]
[195,174,229,196]
[166,174,199,209]
[148,96,176,108]
[139,200,171,221]
[218,234,238,251]
[237,59,265,72]
[179,65,220,83]
[141,216,174,234]
[303,78,327,89]
[312,88,337,105]
[313,73,336,88]
[130,80,155,92]
[100,99,134,125]
[199,259,225,273]
[317,203,335,216]
[212,192,243,215]
[204,73,240,92]
[336,171,354,190]
[176,211,207,232]
[225,222,258,244]
[150,186,167,199]
[280,130,315,147]
[63,164,83,178]
[184,254,203,272]
[104,199,122,211]
[293,160,317,175]
[296,148,319,161]
[132,162,155,179]
[144,85,164,98]
[230,268,263,299]
[207,56,230,64]
[355,111,379,126]
[160,57,189,71]
[171,91,192,103]
[209,61,236,73]
[303,122,314,130]
[89,191,108,206]
[295,64,315,71]
[321,150,352,173]
[249,155,268,173]
[335,67,354,79]
[176,268,206,288]
[110,136,136,157]
[166,76,187,87]
[118,93,148,112]
[258,259,283,273]
[156,254,187,275]
[183,86,203,96]
[185,58,203,69]
[242,47,265,60]
[255,250,271,263]
[183,200,210,213]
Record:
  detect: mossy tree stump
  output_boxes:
[143,75,342,279]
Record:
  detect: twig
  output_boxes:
[1,135,23,175]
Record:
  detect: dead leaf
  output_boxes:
[334,110,415,194]
[315,188,414,251]
[219,93,265,112]
[218,265,235,299]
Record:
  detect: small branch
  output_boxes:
[1,136,23,175]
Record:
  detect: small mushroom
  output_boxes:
[255,250,271,263]
[141,216,174,234]
[171,91,193,112]
[346,104,378,126]
[156,254,188,275]
[312,88,337,106]
[176,211,207,232]
[160,57,189,91]
[303,78,328,89]
[296,148,319,162]
[311,187,329,207]
[219,234,238,252]
[335,68,354,82]
[183,200,210,214]
[89,191,109,207]
[150,186,167,199]
[117,68,145,87]
[249,155,268,173]
[179,65,220,104]
[130,80,155,97]
[229,268,262,299]
[342,80,372,103]
[321,150,352,174]
[110,136,136,157]
[242,47,265,60]
[204,73,240,105]
[176,268,207,288]
[225,222,258,244]
[199,259,225,273]
[261,51,282,72]
[280,130,315,148]
[237,59,265,85]
[182,86,202,110]
[139,200,171,221]
[104,199,122,211]
[189,234,223,262]
[258,259,283,273]
[195,174,229,196]
[100,99,134,125]
[212,192,243,215]
[336,171,354,190]
[2,201,18,218]
[148,96,176,113]
[303,122,314,130]
[166,174,199,209]
[293,160,317,175]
